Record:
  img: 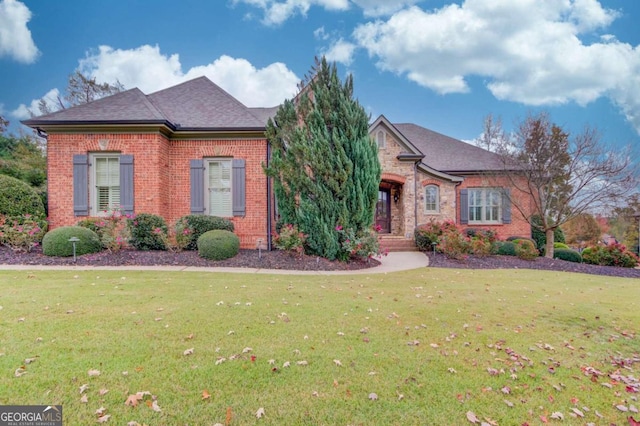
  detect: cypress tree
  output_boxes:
[265,57,381,260]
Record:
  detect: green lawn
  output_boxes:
[0,268,638,425]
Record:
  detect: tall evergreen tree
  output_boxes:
[265,57,381,260]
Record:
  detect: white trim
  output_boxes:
[376,130,386,148]
[468,188,502,224]
[424,184,440,213]
[89,153,120,216]
[204,158,233,217]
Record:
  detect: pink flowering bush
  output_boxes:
[336,225,383,261]
[274,224,306,255]
[77,209,131,252]
[0,214,47,252]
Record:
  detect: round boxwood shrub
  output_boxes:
[495,241,517,256]
[553,248,582,263]
[181,215,235,250]
[127,213,167,251]
[42,226,102,257]
[0,174,45,217]
[554,242,570,249]
[197,230,240,261]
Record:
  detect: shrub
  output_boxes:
[42,226,102,257]
[531,215,565,251]
[414,220,458,251]
[554,242,570,249]
[197,230,240,261]
[274,224,306,255]
[466,229,497,256]
[438,226,470,260]
[495,241,517,256]
[582,244,638,268]
[507,236,538,249]
[127,213,168,251]
[180,215,234,250]
[0,214,48,252]
[0,174,46,217]
[553,248,582,263]
[336,226,382,261]
[77,210,130,252]
[513,239,538,260]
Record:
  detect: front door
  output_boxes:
[375,189,391,234]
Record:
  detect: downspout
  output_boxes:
[266,141,272,251]
[414,161,419,233]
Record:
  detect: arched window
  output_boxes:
[424,185,439,213]
[376,130,386,148]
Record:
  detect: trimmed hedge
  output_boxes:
[127,213,167,251]
[0,174,45,217]
[553,248,582,263]
[582,244,638,268]
[554,242,570,249]
[42,226,102,257]
[197,230,240,261]
[513,239,538,260]
[181,215,235,250]
[495,241,516,256]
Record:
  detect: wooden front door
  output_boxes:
[375,189,391,234]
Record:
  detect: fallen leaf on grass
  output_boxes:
[80,394,88,403]
[503,400,514,407]
[150,400,161,412]
[296,360,308,366]
[99,389,109,396]
[95,407,107,416]
[333,359,342,367]
[618,405,630,412]
[629,416,640,426]
[14,366,27,377]
[24,356,38,364]
[256,407,265,419]
[97,414,110,423]
[466,411,480,423]
[202,390,211,400]
[183,348,194,356]
[571,407,584,417]
[88,369,101,377]
[368,393,378,401]
[127,422,141,426]
[80,384,89,394]
[550,412,564,420]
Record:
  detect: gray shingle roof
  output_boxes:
[22,76,269,130]
[393,123,505,173]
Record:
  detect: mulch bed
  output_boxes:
[1,246,638,278]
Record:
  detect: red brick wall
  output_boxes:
[457,175,533,240]
[46,133,271,249]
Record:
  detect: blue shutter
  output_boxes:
[190,159,205,214]
[119,155,134,215]
[232,159,246,217]
[502,188,512,224]
[460,189,469,225]
[73,154,89,216]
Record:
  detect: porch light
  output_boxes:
[393,189,401,203]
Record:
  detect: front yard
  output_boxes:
[0,268,638,424]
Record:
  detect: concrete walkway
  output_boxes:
[0,251,429,275]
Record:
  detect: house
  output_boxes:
[24,76,531,251]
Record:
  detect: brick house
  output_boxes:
[24,76,531,250]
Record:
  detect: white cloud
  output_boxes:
[232,0,349,25]
[353,0,640,133]
[11,88,60,119]
[0,0,39,63]
[322,38,357,65]
[351,0,421,17]
[16,45,299,113]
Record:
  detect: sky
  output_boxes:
[1,0,639,156]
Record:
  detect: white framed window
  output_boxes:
[376,130,386,148]
[468,188,502,224]
[206,159,232,217]
[91,154,120,215]
[424,185,439,213]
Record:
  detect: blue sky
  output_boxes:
[1,0,639,154]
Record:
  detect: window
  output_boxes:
[376,130,386,148]
[468,188,502,223]
[92,154,120,215]
[190,158,245,217]
[424,185,439,213]
[206,159,232,216]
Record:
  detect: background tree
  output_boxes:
[36,70,124,115]
[561,213,602,247]
[609,194,640,254]
[0,115,8,133]
[265,57,381,260]
[479,112,638,258]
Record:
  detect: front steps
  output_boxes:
[378,235,418,252]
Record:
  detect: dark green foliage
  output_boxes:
[0,134,46,187]
[265,57,381,260]
[582,244,638,268]
[0,174,45,217]
[181,215,234,250]
[197,230,240,261]
[42,226,102,257]
[531,214,565,251]
[495,241,517,256]
[127,213,167,251]
[553,248,582,263]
